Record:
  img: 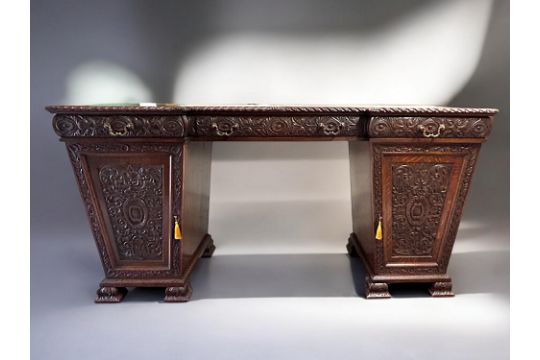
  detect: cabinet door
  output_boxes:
[66,142,183,279]
[373,142,480,273]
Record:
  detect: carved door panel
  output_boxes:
[66,142,183,279]
[375,143,479,273]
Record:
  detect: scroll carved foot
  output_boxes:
[95,286,128,303]
[164,284,193,302]
[429,281,454,297]
[365,278,391,299]
[346,235,358,257]
[202,237,216,258]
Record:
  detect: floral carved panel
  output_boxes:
[66,142,183,279]
[372,143,480,275]
[99,164,164,261]
[391,163,453,257]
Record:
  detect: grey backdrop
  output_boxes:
[31,1,509,359]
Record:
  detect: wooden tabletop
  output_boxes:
[46,104,498,116]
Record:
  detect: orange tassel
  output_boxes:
[375,217,383,241]
[174,216,182,240]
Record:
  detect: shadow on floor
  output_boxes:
[123,249,509,302]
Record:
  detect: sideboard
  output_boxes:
[47,104,497,302]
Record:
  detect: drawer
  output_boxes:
[368,116,493,138]
[53,114,185,137]
[190,115,362,138]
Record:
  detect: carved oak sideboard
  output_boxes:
[47,104,497,302]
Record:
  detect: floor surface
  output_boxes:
[31,221,509,360]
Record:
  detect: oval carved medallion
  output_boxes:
[123,198,149,228]
[405,197,428,226]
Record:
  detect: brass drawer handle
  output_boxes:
[319,121,344,136]
[418,124,445,138]
[104,121,134,136]
[212,122,239,136]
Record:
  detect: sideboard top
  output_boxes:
[46,104,498,116]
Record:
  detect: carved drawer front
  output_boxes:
[377,146,476,272]
[369,116,493,138]
[53,114,185,137]
[191,115,361,138]
[67,143,183,279]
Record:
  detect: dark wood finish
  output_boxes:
[180,141,213,272]
[164,284,193,303]
[46,104,497,116]
[381,151,464,266]
[349,139,483,298]
[429,281,454,297]
[61,138,214,302]
[348,141,376,270]
[202,238,216,258]
[86,151,173,267]
[368,116,493,138]
[48,104,496,301]
[191,115,363,138]
[95,286,128,303]
[365,280,391,299]
[53,114,185,137]
[64,140,184,301]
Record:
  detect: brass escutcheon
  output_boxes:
[319,120,344,136]
[104,121,134,136]
[419,123,445,138]
[212,122,239,136]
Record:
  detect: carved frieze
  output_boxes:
[52,113,493,139]
[369,116,493,138]
[53,114,185,137]
[191,116,361,137]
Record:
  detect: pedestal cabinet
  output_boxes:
[347,139,482,298]
[54,111,215,302]
[49,104,496,301]
[64,139,215,302]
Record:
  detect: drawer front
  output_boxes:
[191,115,362,138]
[53,114,185,137]
[369,116,493,138]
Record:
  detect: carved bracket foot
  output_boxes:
[346,235,358,257]
[95,286,128,303]
[365,278,391,299]
[202,237,216,258]
[429,281,454,297]
[164,284,193,302]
